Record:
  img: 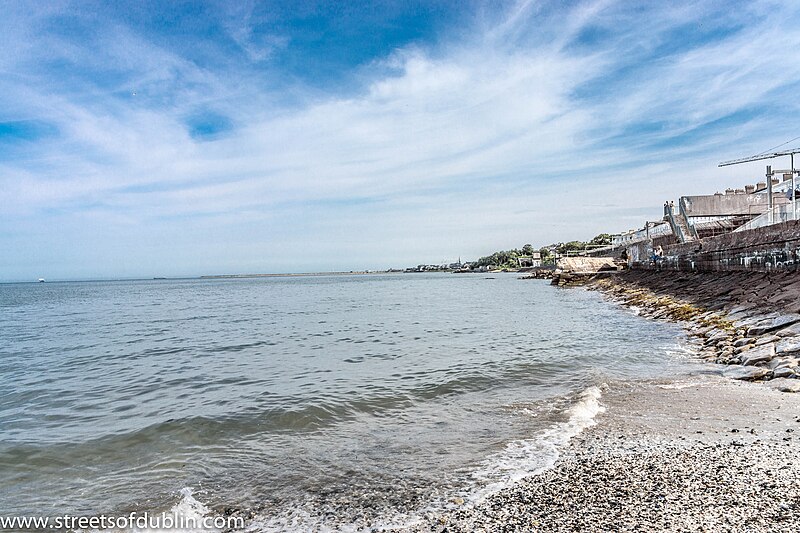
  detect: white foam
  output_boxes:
[658,375,720,390]
[81,488,220,533]
[143,488,219,533]
[245,508,325,533]
[662,343,697,360]
[201,388,607,532]
[467,385,605,502]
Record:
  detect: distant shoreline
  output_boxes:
[8,266,532,284]
[198,270,391,279]
[199,268,527,280]
[0,271,397,284]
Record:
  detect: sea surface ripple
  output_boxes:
[0,273,699,527]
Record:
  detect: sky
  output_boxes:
[3,0,800,280]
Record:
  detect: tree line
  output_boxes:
[474,234,612,269]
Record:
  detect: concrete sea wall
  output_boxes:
[628,219,800,272]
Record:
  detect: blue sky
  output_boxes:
[3,0,800,280]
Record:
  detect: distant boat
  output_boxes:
[38,278,45,283]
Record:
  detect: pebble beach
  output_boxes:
[387,271,800,532]
[391,378,800,533]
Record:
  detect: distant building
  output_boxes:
[517,252,542,268]
[679,186,790,239]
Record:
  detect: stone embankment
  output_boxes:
[550,271,617,287]
[518,268,555,280]
[520,257,624,285]
[588,270,800,391]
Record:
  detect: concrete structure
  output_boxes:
[517,253,542,268]
[607,156,800,272]
[556,256,619,274]
[681,191,784,218]
[653,183,792,245]
[626,219,800,272]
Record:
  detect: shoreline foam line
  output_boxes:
[467,385,606,503]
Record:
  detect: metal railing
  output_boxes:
[665,205,686,243]
[612,222,673,247]
[734,202,798,232]
[679,198,699,239]
[561,244,616,257]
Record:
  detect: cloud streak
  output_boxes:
[2,0,800,279]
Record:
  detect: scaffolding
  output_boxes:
[719,147,800,226]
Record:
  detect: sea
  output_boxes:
[0,273,703,531]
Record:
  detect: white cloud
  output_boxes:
[3,0,800,277]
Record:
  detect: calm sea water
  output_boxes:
[0,273,700,530]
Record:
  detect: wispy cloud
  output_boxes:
[2,0,800,279]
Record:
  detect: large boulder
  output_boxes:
[741,343,776,366]
[772,367,797,379]
[767,378,800,393]
[755,334,780,346]
[733,337,755,348]
[747,314,800,337]
[776,322,800,337]
[776,338,800,354]
[723,366,770,381]
[769,356,800,370]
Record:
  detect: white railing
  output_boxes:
[612,222,673,247]
[734,202,798,232]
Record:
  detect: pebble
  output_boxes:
[393,438,800,532]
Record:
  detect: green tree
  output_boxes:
[589,233,612,246]
[475,247,525,269]
[557,241,586,255]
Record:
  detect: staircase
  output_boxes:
[665,202,696,244]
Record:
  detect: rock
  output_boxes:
[755,335,780,346]
[747,314,800,337]
[775,338,800,354]
[733,344,752,355]
[741,343,776,366]
[769,356,800,370]
[699,351,718,361]
[727,305,758,321]
[691,326,713,337]
[775,322,800,337]
[736,314,776,329]
[733,337,755,348]
[772,367,797,379]
[723,366,770,381]
[706,331,730,343]
[767,378,800,393]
